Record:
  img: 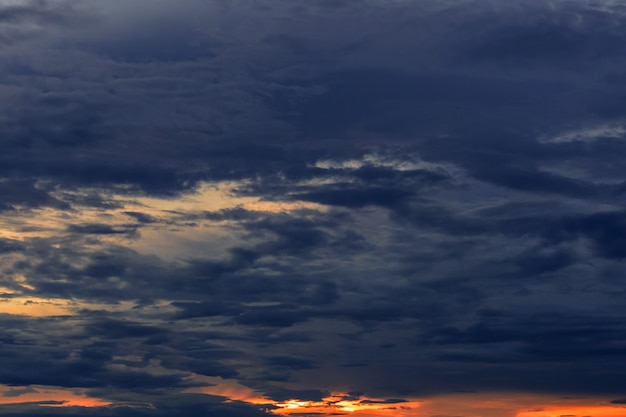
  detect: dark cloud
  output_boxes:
[263,388,326,402]
[123,212,157,224]
[297,187,412,209]
[360,398,407,404]
[67,224,136,235]
[0,238,23,253]
[469,7,626,67]
[0,394,271,417]
[2,0,626,415]
[84,318,165,340]
[0,179,69,211]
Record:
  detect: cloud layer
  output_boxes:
[1,0,626,415]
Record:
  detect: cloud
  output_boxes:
[2,0,626,415]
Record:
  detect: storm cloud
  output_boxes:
[1,0,626,416]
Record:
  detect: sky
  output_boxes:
[1,0,626,416]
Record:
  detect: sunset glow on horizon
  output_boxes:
[0,385,112,408]
[2,382,626,417]
[189,384,626,417]
[516,406,626,417]
[271,394,422,417]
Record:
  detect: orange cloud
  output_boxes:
[0,385,112,407]
[517,405,626,417]
[406,393,626,417]
[191,382,422,417]
[194,386,626,417]
[271,393,421,417]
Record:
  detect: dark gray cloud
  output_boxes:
[1,0,626,415]
[0,394,271,417]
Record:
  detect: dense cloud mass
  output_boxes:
[1,0,626,416]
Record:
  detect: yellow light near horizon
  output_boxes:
[271,393,421,416]
[277,400,311,409]
[191,382,422,417]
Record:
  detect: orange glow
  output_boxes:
[0,296,74,317]
[268,392,422,417]
[190,380,421,416]
[0,385,112,407]
[411,392,626,417]
[193,386,626,417]
[517,405,626,417]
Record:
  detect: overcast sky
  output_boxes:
[1,0,626,416]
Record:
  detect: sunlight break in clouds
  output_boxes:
[271,392,422,416]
